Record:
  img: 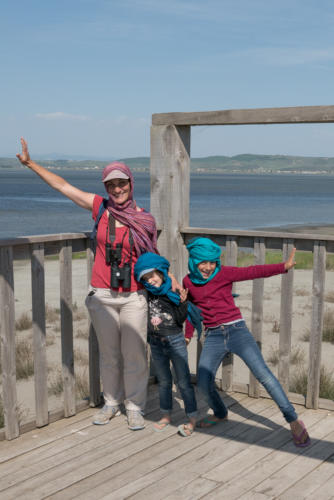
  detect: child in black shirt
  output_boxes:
[135,253,198,436]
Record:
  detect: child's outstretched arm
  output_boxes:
[284,247,297,271]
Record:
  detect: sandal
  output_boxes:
[292,420,311,448]
[153,419,170,432]
[178,423,194,437]
[196,415,227,428]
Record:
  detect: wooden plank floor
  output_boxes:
[0,385,333,500]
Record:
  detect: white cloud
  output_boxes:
[35,112,89,121]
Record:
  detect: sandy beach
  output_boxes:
[8,249,334,424]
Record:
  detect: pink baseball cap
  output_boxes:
[102,169,129,183]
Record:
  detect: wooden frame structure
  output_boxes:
[1,105,334,440]
[150,105,334,413]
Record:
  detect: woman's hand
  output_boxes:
[169,272,185,296]
[284,247,296,270]
[16,138,31,166]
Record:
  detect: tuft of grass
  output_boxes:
[16,339,34,379]
[266,345,305,367]
[290,345,305,365]
[324,291,334,303]
[322,309,334,343]
[289,365,334,400]
[303,310,334,343]
[295,288,309,297]
[300,330,310,342]
[74,350,89,366]
[266,347,279,366]
[0,397,3,428]
[73,309,87,321]
[45,303,59,323]
[15,313,32,331]
[46,335,56,346]
[76,329,89,340]
[222,249,334,270]
[48,371,63,396]
[236,251,254,267]
[76,369,90,400]
[272,320,280,333]
[48,368,90,400]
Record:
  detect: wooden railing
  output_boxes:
[1,228,334,441]
[0,233,100,441]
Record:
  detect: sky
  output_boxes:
[2,0,334,160]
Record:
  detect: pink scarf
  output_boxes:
[102,162,158,256]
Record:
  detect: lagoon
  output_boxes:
[1,169,334,239]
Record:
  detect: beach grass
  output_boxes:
[16,339,34,380]
[0,397,3,428]
[15,313,32,331]
[290,365,334,400]
[234,249,334,270]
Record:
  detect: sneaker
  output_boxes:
[92,405,121,425]
[126,410,145,431]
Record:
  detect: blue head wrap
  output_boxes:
[186,237,221,284]
[134,252,203,335]
[134,252,180,304]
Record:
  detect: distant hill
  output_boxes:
[2,154,334,174]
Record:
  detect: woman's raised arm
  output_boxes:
[16,138,95,211]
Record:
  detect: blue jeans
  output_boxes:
[149,332,197,418]
[197,321,298,423]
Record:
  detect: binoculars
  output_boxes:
[105,243,131,288]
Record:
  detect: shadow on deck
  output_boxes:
[1,385,333,500]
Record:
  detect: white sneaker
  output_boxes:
[92,405,121,425]
[126,410,145,430]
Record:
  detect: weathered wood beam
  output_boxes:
[59,240,76,417]
[0,246,19,439]
[249,237,266,398]
[153,105,334,126]
[31,243,49,427]
[278,239,295,392]
[86,243,101,407]
[307,241,326,409]
[150,125,190,281]
[220,237,238,392]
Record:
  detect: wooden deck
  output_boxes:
[0,385,333,500]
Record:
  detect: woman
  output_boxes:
[16,138,158,431]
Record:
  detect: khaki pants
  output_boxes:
[85,288,148,411]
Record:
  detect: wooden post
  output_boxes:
[59,241,75,416]
[86,244,101,407]
[278,239,294,392]
[249,237,266,397]
[150,124,190,282]
[221,237,238,391]
[31,243,48,427]
[306,241,326,409]
[0,246,19,439]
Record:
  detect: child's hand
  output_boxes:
[284,247,296,270]
[185,338,191,346]
[179,288,188,302]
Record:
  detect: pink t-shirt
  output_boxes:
[184,262,286,338]
[90,195,143,292]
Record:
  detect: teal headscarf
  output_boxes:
[187,237,221,284]
[134,252,203,335]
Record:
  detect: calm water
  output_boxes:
[1,169,334,239]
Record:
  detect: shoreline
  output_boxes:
[2,166,334,176]
[253,223,334,236]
